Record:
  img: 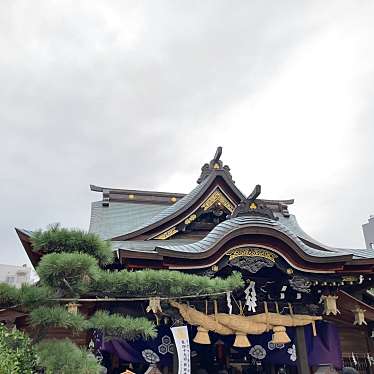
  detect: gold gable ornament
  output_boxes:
[320,295,340,316]
[353,308,367,326]
[201,189,235,213]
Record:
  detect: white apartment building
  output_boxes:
[0,263,32,288]
[363,216,374,250]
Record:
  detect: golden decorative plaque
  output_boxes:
[154,227,178,240]
[226,247,278,262]
[184,214,197,225]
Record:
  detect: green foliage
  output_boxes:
[31,224,113,265]
[30,306,89,332]
[92,269,244,297]
[36,339,101,374]
[37,252,100,297]
[89,310,157,340]
[36,251,244,298]
[0,283,20,307]
[0,283,53,309]
[0,324,37,374]
[19,284,53,308]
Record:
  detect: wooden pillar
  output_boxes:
[173,350,178,374]
[295,326,310,374]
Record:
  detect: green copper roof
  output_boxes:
[89,201,166,240]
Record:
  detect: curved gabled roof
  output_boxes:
[132,177,211,231]
[89,201,167,240]
[155,216,353,262]
[276,214,374,260]
[110,170,246,240]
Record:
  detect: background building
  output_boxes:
[0,263,32,288]
[363,216,374,250]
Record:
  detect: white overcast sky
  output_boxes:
[1,1,374,266]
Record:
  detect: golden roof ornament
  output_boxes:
[197,146,234,184]
[230,184,278,220]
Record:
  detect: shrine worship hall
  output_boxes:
[17,147,374,374]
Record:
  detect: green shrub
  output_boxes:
[19,284,53,308]
[0,324,37,374]
[30,306,89,332]
[36,339,101,374]
[89,310,157,340]
[0,283,20,307]
[37,252,100,296]
[31,224,113,265]
[92,269,244,297]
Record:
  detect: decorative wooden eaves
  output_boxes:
[118,218,374,276]
[15,228,41,267]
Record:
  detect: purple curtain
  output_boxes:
[100,321,342,369]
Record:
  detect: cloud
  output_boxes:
[1,0,373,265]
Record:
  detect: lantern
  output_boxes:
[320,295,340,316]
[353,308,367,326]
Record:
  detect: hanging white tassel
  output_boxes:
[245,281,257,312]
[352,352,357,366]
[226,291,233,315]
[367,353,372,367]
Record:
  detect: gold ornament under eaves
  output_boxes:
[201,189,235,212]
[154,227,178,240]
[184,214,197,225]
[227,247,278,262]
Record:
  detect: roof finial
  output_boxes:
[213,146,222,163]
[247,185,261,202]
[197,146,233,184]
[230,184,278,220]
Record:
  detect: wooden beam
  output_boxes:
[295,326,310,374]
